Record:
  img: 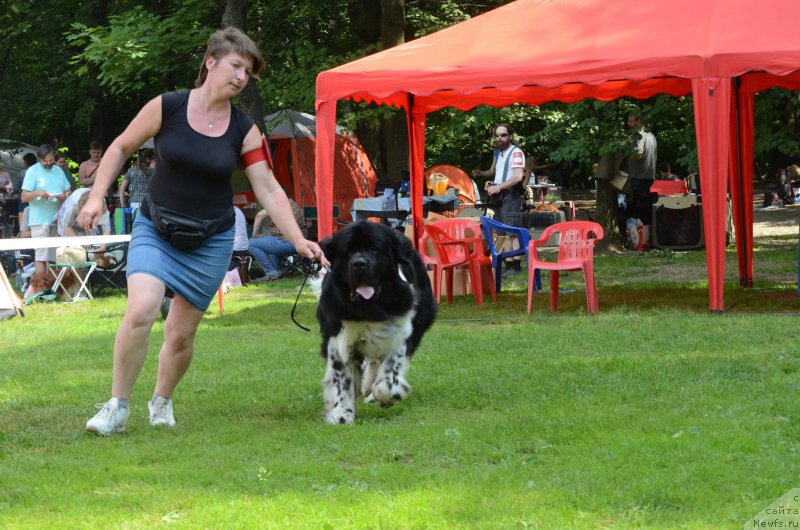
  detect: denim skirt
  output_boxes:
[127,214,234,311]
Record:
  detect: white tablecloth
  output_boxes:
[0,234,131,252]
[350,195,458,220]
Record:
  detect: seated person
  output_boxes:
[18,206,31,238]
[221,206,250,289]
[657,162,681,181]
[56,187,111,254]
[232,205,248,258]
[248,198,306,280]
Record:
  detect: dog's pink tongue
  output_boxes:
[356,285,375,299]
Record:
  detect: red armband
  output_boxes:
[241,134,273,169]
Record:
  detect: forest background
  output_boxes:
[1,0,799,189]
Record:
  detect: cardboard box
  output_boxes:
[609,170,632,194]
[427,266,493,297]
[428,267,470,296]
[404,223,415,242]
[425,211,450,222]
[403,213,446,242]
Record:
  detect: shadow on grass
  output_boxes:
[409,284,800,319]
[220,288,800,327]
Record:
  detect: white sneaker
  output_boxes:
[86,398,129,436]
[148,396,176,427]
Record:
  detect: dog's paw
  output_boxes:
[324,407,355,425]
[363,393,395,408]
[371,376,411,405]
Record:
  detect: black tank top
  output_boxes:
[142,90,254,227]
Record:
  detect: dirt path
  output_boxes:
[751,202,800,238]
[563,189,799,284]
[566,189,800,239]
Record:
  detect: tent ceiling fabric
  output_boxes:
[0,140,37,174]
[266,110,317,138]
[314,0,800,312]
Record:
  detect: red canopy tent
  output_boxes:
[315,0,800,311]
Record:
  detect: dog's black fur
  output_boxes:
[315,221,436,424]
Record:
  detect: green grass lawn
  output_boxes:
[1,241,799,528]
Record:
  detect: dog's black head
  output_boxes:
[316,220,436,360]
[320,221,409,304]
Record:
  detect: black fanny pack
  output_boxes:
[146,195,232,252]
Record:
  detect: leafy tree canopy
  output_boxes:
[0,0,797,183]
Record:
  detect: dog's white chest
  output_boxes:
[338,314,414,361]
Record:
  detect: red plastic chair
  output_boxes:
[527,221,604,314]
[418,230,445,301]
[434,218,497,302]
[421,221,495,305]
[435,219,497,303]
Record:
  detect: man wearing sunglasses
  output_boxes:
[473,123,526,274]
[473,122,526,217]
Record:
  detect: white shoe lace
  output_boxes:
[94,402,115,421]
[88,401,125,433]
[150,399,173,424]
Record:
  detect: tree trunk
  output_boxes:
[379,0,408,181]
[223,0,266,134]
[594,152,627,247]
[355,117,382,179]
[348,1,383,171]
[348,0,382,47]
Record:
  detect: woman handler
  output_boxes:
[79,27,327,435]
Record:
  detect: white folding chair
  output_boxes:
[49,261,97,302]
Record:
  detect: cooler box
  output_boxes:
[515,210,566,229]
[652,196,704,250]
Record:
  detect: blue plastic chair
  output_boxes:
[479,215,541,293]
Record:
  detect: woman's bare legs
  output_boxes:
[111,273,166,399]
[153,295,204,399]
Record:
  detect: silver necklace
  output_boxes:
[199,104,215,129]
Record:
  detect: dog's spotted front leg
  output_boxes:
[322,345,356,424]
[361,360,381,404]
[370,348,411,407]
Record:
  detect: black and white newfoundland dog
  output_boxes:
[312,221,436,424]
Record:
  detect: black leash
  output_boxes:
[290,259,321,332]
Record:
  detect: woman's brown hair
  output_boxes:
[195,27,264,88]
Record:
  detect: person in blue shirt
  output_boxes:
[20,144,71,273]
